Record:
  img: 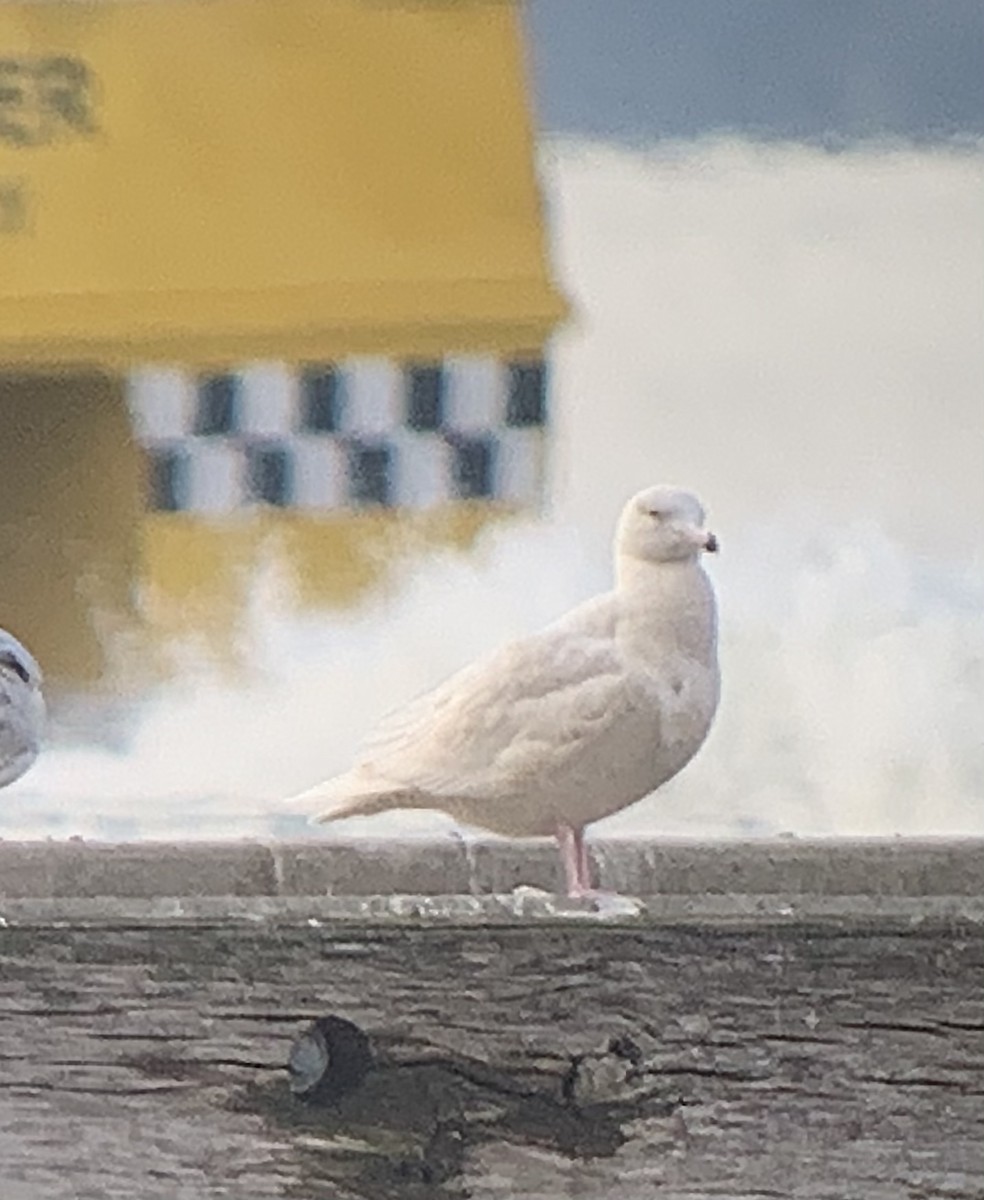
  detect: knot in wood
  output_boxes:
[288,1015,373,1104]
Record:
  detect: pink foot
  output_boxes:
[567,884,617,901]
[557,824,641,913]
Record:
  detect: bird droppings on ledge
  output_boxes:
[2,892,983,932]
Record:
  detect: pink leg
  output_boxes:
[575,827,595,893]
[556,823,596,897]
[556,823,580,895]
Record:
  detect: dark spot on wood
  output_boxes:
[560,1052,582,1105]
[608,1033,643,1065]
[288,1015,373,1104]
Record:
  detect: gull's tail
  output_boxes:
[287,768,418,825]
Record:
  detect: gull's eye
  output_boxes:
[648,508,666,521]
[0,653,31,685]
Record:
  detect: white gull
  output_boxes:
[289,485,720,896]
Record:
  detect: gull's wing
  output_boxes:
[351,592,655,800]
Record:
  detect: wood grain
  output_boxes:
[1,905,982,1199]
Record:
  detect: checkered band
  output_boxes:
[127,355,549,514]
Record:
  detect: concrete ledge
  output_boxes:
[0,837,981,900]
[2,892,982,929]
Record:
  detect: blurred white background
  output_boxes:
[6,3,982,840]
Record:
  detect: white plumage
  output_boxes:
[0,629,45,788]
[289,485,720,895]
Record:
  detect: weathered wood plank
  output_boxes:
[1,840,982,1198]
[1,905,982,1197]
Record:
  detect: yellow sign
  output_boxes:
[0,0,566,366]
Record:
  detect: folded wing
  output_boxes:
[299,592,661,820]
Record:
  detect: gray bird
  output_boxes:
[289,486,720,896]
[0,629,45,788]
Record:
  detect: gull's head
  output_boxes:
[616,485,719,565]
[0,630,43,692]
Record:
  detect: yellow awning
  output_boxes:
[0,0,566,366]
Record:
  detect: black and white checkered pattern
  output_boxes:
[127,355,549,514]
